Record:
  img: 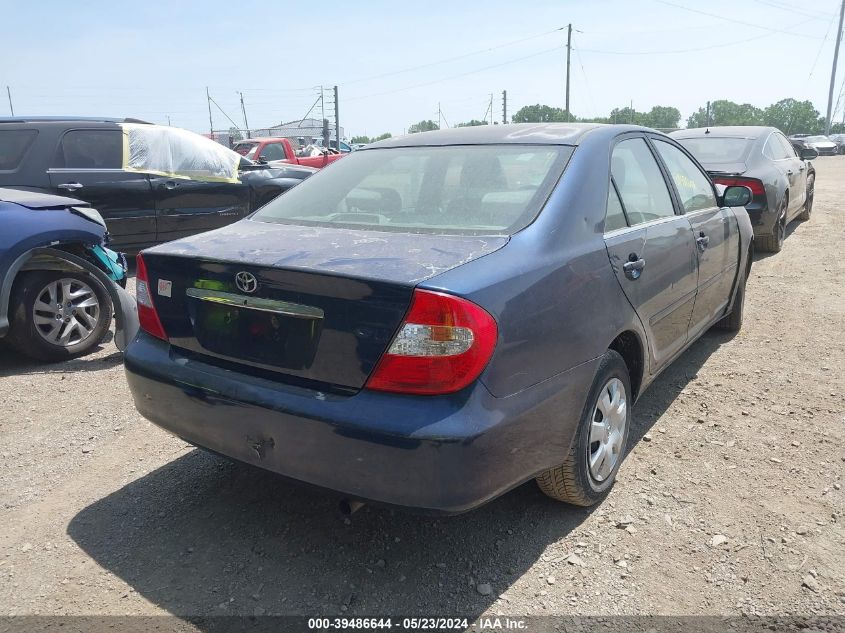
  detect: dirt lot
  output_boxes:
[1,158,843,624]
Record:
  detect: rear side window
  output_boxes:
[0,130,38,170]
[611,138,675,226]
[653,140,717,213]
[605,182,627,232]
[54,129,122,169]
[763,135,790,161]
[775,134,796,158]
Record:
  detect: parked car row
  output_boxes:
[0,117,318,252]
[789,133,842,155]
[121,122,761,513]
[672,126,816,252]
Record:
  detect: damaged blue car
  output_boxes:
[0,188,137,361]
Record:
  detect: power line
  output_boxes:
[825,0,845,134]
[653,0,825,39]
[338,26,566,87]
[345,45,561,102]
[807,11,840,80]
[577,18,816,55]
[750,0,838,21]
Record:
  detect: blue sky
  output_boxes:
[2,0,843,136]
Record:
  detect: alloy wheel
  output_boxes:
[31,278,101,347]
[587,377,628,483]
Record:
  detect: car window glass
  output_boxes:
[252,145,571,235]
[610,138,675,225]
[55,130,122,169]
[776,134,796,158]
[605,181,628,232]
[675,137,752,163]
[260,143,286,161]
[0,130,38,170]
[653,140,717,213]
[764,135,788,161]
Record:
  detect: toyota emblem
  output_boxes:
[235,271,258,293]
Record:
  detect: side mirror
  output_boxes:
[722,185,752,207]
[800,148,818,161]
[257,157,268,164]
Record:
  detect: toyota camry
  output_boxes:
[123,123,753,513]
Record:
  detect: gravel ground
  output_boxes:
[0,158,843,623]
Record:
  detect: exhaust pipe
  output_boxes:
[339,499,365,515]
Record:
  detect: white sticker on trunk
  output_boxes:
[157,279,172,298]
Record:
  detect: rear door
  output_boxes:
[47,128,156,251]
[651,137,740,337]
[151,175,250,243]
[774,132,807,217]
[603,136,699,372]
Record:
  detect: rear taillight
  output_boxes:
[712,176,765,197]
[135,254,167,341]
[365,289,498,395]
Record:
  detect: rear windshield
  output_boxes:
[804,136,829,143]
[675,137,753,163]
[0,130,38,170]
[251,145,572,235]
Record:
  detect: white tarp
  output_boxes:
[121,123,241,183]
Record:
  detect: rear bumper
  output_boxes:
[124,333,597,513]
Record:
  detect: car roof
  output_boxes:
[671,126,776,139]
[368,122,649,148]
[0,116,151,124]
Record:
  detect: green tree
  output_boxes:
[456,119,489,127]
[350,135,371,144]
[686,100,763,128]
[228,126,243,142]
[511,104,573,123]
[408,120,439,134]
[641,105,681,129]
[609,107,642,125]
[373,132,392,141]
[762,99,823,135]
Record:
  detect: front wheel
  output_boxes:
[6,271,113,362]
[536,350,631,506]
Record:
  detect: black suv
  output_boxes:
[0,117,316,252]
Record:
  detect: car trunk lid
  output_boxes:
[140,219,507,391]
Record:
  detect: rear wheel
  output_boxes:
[6,271,112,362]
[536,350,631,506]
[758,199,786,253]
[798,175,814,221]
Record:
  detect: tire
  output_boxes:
[716,266,746,332]
[536,349,631,506]
[798,175,814,221]
[5,271,113,362]
[757,200,786,253]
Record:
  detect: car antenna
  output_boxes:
[705,128,710,134]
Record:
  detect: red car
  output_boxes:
[232,137,344,169]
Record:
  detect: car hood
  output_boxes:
[145,218,509,285]
[0,187,87,209]
[811,141,836,148]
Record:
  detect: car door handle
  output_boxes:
[622,254,645,280]
[786,170,794,175]
[798,166,805,172]
[158,181,179,190]
[696,232,710,251]
[57,182,83,191]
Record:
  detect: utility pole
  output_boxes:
[239,92,250,138]
[706,101,711,127]
[565,23,572,118]
[334,85,340,148]
[438,102,442,129]
[502,90,507,124]
[206,87,214,138]
[6,86,13,116]
[825,0,845,135]
[166,115,171,126]
[489,93,494,125]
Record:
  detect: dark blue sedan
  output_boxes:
[123,124,754,512]
[0,188,136,361]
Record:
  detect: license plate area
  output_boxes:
[186,288,324,370]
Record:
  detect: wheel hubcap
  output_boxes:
[32,278,100,347]
[588,377,627,483]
